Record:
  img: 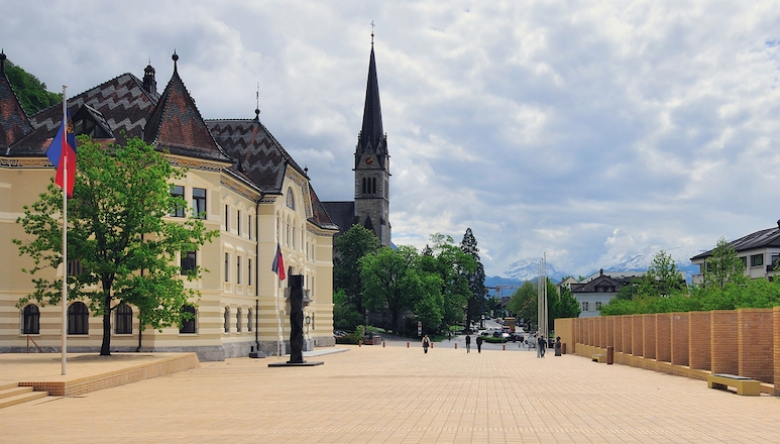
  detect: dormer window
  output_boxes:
[72,104,113,139]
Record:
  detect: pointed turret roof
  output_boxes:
[357,43,385,157]
[144,52,230,163]
[0,51,34,152]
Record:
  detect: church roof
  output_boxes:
[355,44,387,168]
[206,112,307,194]
[321,201,357,237]
[0,52,34,152]
[143,54,230,163]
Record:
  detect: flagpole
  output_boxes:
[61,86,68,376]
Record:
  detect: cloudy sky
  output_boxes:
[4,1,780,277]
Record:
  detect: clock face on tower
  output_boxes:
[365,156,373,165]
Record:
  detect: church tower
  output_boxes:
[354,36,391,246]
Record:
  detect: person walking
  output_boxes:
[554,336,562,356]
[422,334,431,354]
[465,334,471,353]
[537,335,546,358]
[476,335,483,353]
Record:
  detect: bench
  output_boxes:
[707,373,761,396]
[591,354,606,363]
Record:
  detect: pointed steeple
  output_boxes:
[0,50,34,150]
[357,41,384,155]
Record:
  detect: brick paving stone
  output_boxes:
[1,345,780,443]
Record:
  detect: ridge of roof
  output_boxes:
[691,225,780,260]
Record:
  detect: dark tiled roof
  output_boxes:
[144,67,230,163]
[308,185,338,230]
[691,224,780,260]
[570,275,634,293]
[321,201,357,238]
[206,116,306,193]
[10,73,159,157]
[0,55,33,152]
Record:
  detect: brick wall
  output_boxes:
[654,314,669,362]
[669,313,689,365]
[687,312,707,369]
[738,308,773,383]
[622,315,632,354]
[643,314,656,360]
[632,315,644,356]
[710,310,738,375]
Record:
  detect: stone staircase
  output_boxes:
[0,382,49,409]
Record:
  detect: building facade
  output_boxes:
[0,51,339,360]
[690,220,780,285]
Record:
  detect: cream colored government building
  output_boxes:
[0,47,386,360]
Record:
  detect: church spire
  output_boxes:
[357,34,384,155]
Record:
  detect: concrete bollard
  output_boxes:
[502,344,506,350]
[455,343,457,349]
[358,340,362,347]
[407,341,410,348]
[607,346,614,365]
[431,342,434,349]
[383,341,386,348]
[562,343,567,354]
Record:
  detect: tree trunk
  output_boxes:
[100,294,112,355]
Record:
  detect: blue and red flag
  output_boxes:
[46,109,77,197]
[271,243,286,280]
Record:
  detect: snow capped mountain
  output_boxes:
[503,257,569,283]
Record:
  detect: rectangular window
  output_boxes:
[237,210,241,236]
[225,205,230,231]
[581,301,589,312]
[771,254,780,270]
[595,301,602,311]
[192,188,206,220]
[248,215,252,239]
[739,257,747,269]
[170,185,185,217]
[750,254,764,267]
[181,251,196,275]
[248,258,253,286]
[67,260,84,276]
[224,253,230,282]
[237,256,242,285]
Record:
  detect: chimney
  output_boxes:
[599,268,604,276]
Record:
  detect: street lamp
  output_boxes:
[305,315,311,351]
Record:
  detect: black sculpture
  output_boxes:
[288,274,305,363]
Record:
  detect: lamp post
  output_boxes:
[305,315,311,351]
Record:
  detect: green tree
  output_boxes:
[638,250,685,297]
[702,237,747,289]
[553,282,581,320]
[460,228,486,329]
[4,58,61,115]
[14,136,218,355]
[360,246,421,334]
[506,281,537,327]
[334,225,380,324]
[424,233,476,328]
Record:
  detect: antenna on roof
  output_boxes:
[255,82,261,120]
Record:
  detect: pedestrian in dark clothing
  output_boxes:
[448,331,452,342]
[476,335,483,353]
[554,336,562,356]
[422,335,431,354]
[465,335,471,353]
[537,335,546,358]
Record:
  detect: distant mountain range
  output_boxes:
[484,246,707,294]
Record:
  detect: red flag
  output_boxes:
[46,110,77,197]
[271,243,286,280]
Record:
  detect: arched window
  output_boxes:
[247,309,253,332]
[22,305,40,334]
[286,187,295,210]
[115,304,133,334]
[180,305,197,334]
[68,302,89,335]
[224,307,230,334]
[236,308,242,333]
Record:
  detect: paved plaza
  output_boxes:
[2,341,780,443]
